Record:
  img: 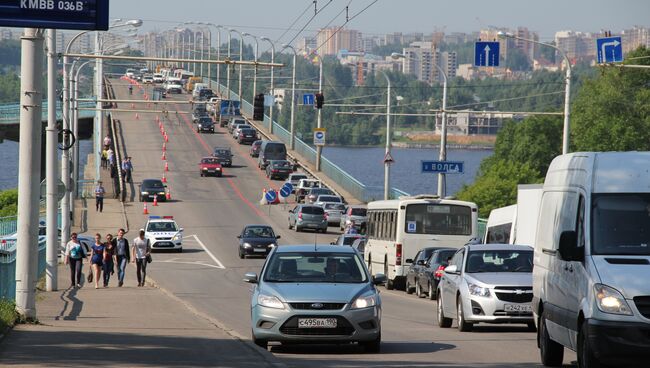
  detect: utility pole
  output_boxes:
[382,72,391,200]
[45,29,58,291]
[15,28,44,319]
[316,57,323,171]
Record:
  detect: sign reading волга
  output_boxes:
[0,0,109,30]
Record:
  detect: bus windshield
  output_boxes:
[405,204,472,235]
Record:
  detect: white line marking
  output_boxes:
[160,260,224,269]
[192,234,226,269]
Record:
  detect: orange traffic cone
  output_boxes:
[162,172,167,183]
[161,151,166,160]
[131,103,135,109]
[166,188,171,200]
[135,113,140,120]
[273,189,281,204]
[164,161,169,172]
[153,195,158,206]
[162,142,166,152]
[164,133,169,143]
[143,202,149,214]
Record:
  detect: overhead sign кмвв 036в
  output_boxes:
[0,0,109,30]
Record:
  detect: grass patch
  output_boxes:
[0,299,17,332]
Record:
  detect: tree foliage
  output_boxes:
[0,189,18,217]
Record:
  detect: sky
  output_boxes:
[111,0,649,42]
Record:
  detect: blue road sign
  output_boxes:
[474,41,500,67]
[421,161,464,174]
[280,184,293,198]
[265,190,277,203]
[0,0,109,31]
[597,37,623,63]
[303,94,315,106]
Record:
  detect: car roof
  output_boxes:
[244,224,272,228]
[466,243,533,252]
[275,245,356,254]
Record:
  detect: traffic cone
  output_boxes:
[161,151,166,160]
[260,188,267,205]
[153,195,158,206]
[162,142,166,152]
[162,172,167,183]
[135,113,139,120]
[143,202,149,215]
[164,161,169,172]
[273,189,281,204]
[164,133,169,143]
[166,188,171,200]
[131,103,135,109]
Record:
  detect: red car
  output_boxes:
[199,157,223,177]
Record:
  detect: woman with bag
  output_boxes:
[90,233,105,289]
[102,234,116,287]
[132,229,151,287]
[64,233,86,288]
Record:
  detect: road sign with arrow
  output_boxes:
[474,41,500,67]
[597,36,623,63]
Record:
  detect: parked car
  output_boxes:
[196,116,215,133]
[351,237,367,257]
[237,224,280,259]
[244,245,385,351]
[306,188,335,204]
[237,128,258,145]
[331,234,365,246]
[285,173,308,192]
[198,157,223,177]
[139,179,167,202]
[320,202,346,226]
[288,204,328,233]
[437,243,535,332]
[414,248,457,300]
[339,206,368,231]
[265,160,293,180]
[315,195,343,204]
[295,179,322,203]
[249,140,263,157]
[257,141,287,170]
[212,147,233,167]
[405,247,447,296]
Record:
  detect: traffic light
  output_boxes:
[315,93,324,109]
[253,93,265,121]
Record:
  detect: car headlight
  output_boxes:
[595,284,633,315]
[142,191,149,195]
[243,243,252,248]
[158,191,166,195]
[216,167,221,170]
[268,243,276,248]
[257,294,284,309]
[172,233,182,241]
[351,293,377,309]
[202,167,208,170]
[468,283,491,297]
[198,124,202,128]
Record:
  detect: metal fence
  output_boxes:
[0,237,46,300]
[0,99,96,124]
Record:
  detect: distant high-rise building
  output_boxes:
[622,26,650,53]
[514,27,539,62]
[299,36,317,53]
[316,27,362,55]
[401,42,456,85]
[554,30,597,63]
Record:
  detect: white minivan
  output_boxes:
[533,152,650,368]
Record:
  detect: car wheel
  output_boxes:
[539,310,564,366]
[252,331,268,350]
[218,172,222,177]
[405,278,414,294]
[416,282,424,298]
[578,321,599,368]
[360,331,381,353]
[428,282,436,300]
[238,248,244,259]
[384,262,394,290]
[457,298,472,332]
[527,322,537,332]
[437,293,452,328]
[200,172,204,177]
[295,226,301,233]
[177,247,183,253]
[288,221,293,230]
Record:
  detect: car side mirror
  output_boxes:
[288,210,293,213]
[243,272,258,284]
[276,235,281,239]
[179,228,184,232]
[559,230,584,262]
[372,273,387,285]
[444,265,459,274]
[405,258,414,264]
[417,260,425,266]
[236,235,241,238]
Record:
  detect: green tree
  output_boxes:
[0,189,18,217]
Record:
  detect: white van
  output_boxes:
[484,204,516,244]
[533,152,650,367]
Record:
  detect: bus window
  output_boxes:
[405,204,472,235]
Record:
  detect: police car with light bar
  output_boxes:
[144,216,184,252]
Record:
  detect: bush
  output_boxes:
[0,299,17,332]
[0,189,18,217]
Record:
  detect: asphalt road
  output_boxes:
[112,79,576,368]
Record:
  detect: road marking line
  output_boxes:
[159,260,224,270]
[192,234,225,269]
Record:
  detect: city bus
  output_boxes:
[364,195,478,289]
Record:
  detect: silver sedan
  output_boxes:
[436,243,535,332]
[244,245,386,351]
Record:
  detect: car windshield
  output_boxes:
[241,129,256,135]
[351,208,367,216]
[310,188,332,196]
[243,226,275,238]
[325,203,345,211]
[465,250,533,273]
[143,180,164,188]
[201,158,219,164]
[264,252,367,283]
[291,175,307,181]
[318,196,341,203]
[405,203,472,235]
[199,118,212,123]
[342,236,360,246]
[214,149,230,156]
[592,194,650,255]
[272,161,291,168]
[147,222,178,232]
[300,206,324,215]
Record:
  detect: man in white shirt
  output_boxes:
[132,229,151,287]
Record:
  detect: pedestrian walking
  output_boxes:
[90,233,105,289]
[121,157,133,183]
[103,234,116,287]
[64,232,87,288]
[103,134,112,149]
[94,181,105,212]
[107,147,115,168]
[132,229,151,287]
[101,148,108,169]
[114,228,130,287]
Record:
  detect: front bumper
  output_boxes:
[141,193,167,202]
[463,294,534,323]
[151,239,182,249]
[585,319,650,365]
[198,126,214,132]
[201,168,222,176]
[242,244,273,256]
[252,304,381,343]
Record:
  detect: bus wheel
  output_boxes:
[384,262,394,290]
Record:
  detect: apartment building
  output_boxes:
[316,27,362,56]
[401,42,457,85]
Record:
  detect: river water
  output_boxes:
[0,141,493,196]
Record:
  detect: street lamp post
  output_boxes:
[315,56,323,171]
[499,31,572,154]
[260,37,275,133]
[227,29,232,99]
[243,33,258,106]
[282,44,297,151]
[380,71,391,200]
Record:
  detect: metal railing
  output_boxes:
[76,179,96,199]
[0,237,46,300]
[0,99,96,124]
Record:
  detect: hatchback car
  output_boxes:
[212,147,233,167]
[340,206,368,231]
[285,173,308,192]
[244,245,385,351]
[320,202,346,226]
[437,244,535,332]
[306,188,334,204]
[415,248,457,300]
[139,179,167,202]
[250,140,263,157]
[196,116,215,133]
[288,205,328,233]
[237,224,280,259]
[237,128,258,145]
[405,247,450,296]
[265,160,293,180]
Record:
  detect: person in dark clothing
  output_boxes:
[114,228,130,287]
[90,233,105,289]
[102,234,116,287]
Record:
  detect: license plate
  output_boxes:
[253,248,267,253]
[504,304,532,312]
[246,135,252,138]
[306,223,317,228]
[298,318,337,328]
